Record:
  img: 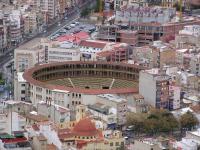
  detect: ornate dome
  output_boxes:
[73,118,98,136]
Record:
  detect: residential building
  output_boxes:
[115,5,176,24]
[14,38,45,73]
[32,134,57,150]
[169,86,181,110]
[0,132,32,150]
[79,40,108,60]
[26,117,125,150]
[139,68,171,109]
[96,94,127,125]
[33,0,60,21]
[88,103,117,129]
[172,128,200,150]
[131,137,171,150]
[37,101,70,124]
[47,41,80,63]
[152,41,176,68]
[175,25,200,48]
[190,54,200,76]
[96,43,131,62]
[128,94,149,113]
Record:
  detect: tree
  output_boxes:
[0,73,5,85]
[126,112,147,135]
[81,8,91,17]
[180,111,199,130]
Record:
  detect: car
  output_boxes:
[70,23,76,28]
[57,22,61,26]
[64,17,68,20]
[75,21,79,25]
[73,29,81,34]
[65,26,71,30]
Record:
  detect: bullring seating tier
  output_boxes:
[45,77,137,89]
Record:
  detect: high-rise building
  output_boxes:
[139,68,171,109]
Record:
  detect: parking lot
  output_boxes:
[49,20,96,41]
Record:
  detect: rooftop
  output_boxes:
[25,113,49,122]
[97,94,127,103]
[79,40,107,49]
[17,72,26,82]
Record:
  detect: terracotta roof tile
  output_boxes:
[79,40,106,49]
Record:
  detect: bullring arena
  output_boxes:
[23,61,145,106]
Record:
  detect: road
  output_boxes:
[0,0,96,68]
[0,13,79,68]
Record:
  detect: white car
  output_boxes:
[70,23,76,28]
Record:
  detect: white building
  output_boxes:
[47,41,80,63]
[169,86,181,110]
[14,72,28,101]
[115,5,176,24]
[14,38,45,73]
[172,128,200,150]
[37,101,70,124]
[79,40,107,61]
[139,69,171,109]
[88,103,117,128]
[0,101,26,134]
[190,54,200,76]
[96,94,127,125]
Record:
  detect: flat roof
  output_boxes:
[97,94,127,103]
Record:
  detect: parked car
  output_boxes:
[70,23,76,28]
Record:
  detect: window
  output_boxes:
[116,142,119,146]
[110,142,113,146]
[21,90,25,94]
[21,84,25,87]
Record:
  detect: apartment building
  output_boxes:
[139,68,171,109]
[96,94,127,126]
[152,41,176,68]
[33,0,59,21]
[47,41,80,62]
[79,40,108,60]
[37,101,70,124]
[23,11,38,35]
[175,25,200,48]
[14,72,29,101]
[169,85,181,110]
[190,54,200,76]
[96,43,131,62]
[14,38,45,73]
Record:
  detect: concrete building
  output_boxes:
[14,72,29,101]
[116,30,138,46]
[115,5,176,24]
[26,117,125,150]
[96,43,131,62]
[0,101,28,134]
[169,85,181,110]
[14,38,45,73]
[139,68,171,109]
[152,41,176,68]
[190,54,200,76]
[88,103,117,129]
[175,25,200,48]
[131,137,171,150]
[172,129,200,150]
[33,0,60,21]
[37,101,70,124]
[96,94,127,126]
[128,94,149,113]
[47,41,80,63]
